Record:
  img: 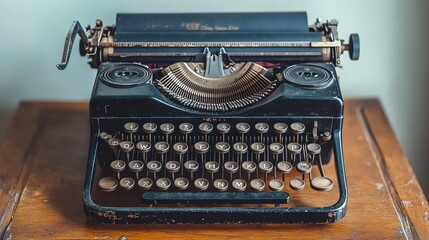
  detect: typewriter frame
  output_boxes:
[82,62,348,224]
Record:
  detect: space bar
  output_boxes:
[141,192,290,204]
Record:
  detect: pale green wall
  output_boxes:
[1,0,428,197]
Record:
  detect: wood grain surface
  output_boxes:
[0,99,427,239]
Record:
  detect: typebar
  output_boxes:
[141,192,290,204]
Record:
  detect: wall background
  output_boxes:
[0,0,428,197]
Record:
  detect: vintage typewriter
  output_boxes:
[57,12,359,224]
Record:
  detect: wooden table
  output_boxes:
[0,99,428,239]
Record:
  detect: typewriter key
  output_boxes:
[99,132,112,142]
[232,179,247,191]
[184,160,199,180]
[136,141,151,163]
[214,179,229,191]
[290,178,305,190]
[143,123,157,142]
[310,176,333,191]
[147,160,162,179]
[255,122,269,141]
[250,179,265,192]
[194,178,209,191]
[119,177,135,190]
[233,142,248,177]
[269,179,284,192]
[251,142,265,170]
[205,161,219,181]
[296,161,312,174]
[259,161,273,181]
[108,138,120,156]
[322,132,332,141]
[199,122,213,141]
[307,143,321,155]
[156,177,171,191]
[111,160,126,179]
[98,177,118,192]
[242,161,256,181]
[166,161,180,180]
[179,123,193,143]
[138,178,153,190]
[124,122,139,141]
[236,123,250,141]
[120,141,134,162]
[217,123,231,141]
[269,143,284,165]
[273,123,288,143]
[128,160,144,179]
[160,123,174,140]
[173,142,188,155]
[277,161,293,182]
[215,142,230,154]
[174,177,189,190]
[224,161,239,181]
[194,142,209,154]
[291,122,305,141]
[154,141,170,164]
[287,142,302,164]
[179,123,193,134]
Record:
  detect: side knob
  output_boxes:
[348,34,360,60]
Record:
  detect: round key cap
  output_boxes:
[322,132,332,141]
[143,122,157,134]
[120,141,134,153]
[311,176,334,191]
[258,161,273,174]
[173,142,188,155]
[216,123,231,134]
[205,161,220,174]
[269,142,284,155]
[269,179,284,192]
[194,178,209,191]
[124,122,139,133]
[156,177,171,191]
[273,123,288,134]
[215,142,230,154]
[250,179,265,192]
[184,160,199,172]
[138,178,153,190]
[255,122,269,134]
[287,142,302,154]
[291,122,305,135]
[213,179,229,191]
[179,123,194,134]
[108,138,120,149]
[233,142,248,154]
[224,161,239,174]
[199,122,213,134]
[128,160,144,173]
[251,142,265,154]
[136,141,151,153]
[194,141,209,154]
[99,132,112,141]
[98,177,118,192]
[232,179,247,191]
[154,141,170,154]
[146,160,162,173]
[277,161,293,174]
[119,177,135,190]
[290,178,305,190]
[242,161,256,173]
[166,161,180,173]
[174,177,189,190]
[307,143,321,155]
[111,160,126,172]
[235,122,250,134]
[160,123,174,135]
[296,161,312,173]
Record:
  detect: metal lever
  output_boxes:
[56,21,89,70]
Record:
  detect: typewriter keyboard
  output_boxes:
[93,119,339,207]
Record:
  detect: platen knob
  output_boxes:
[348,34,360,60]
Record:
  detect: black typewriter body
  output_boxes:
[58,12,359,224]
